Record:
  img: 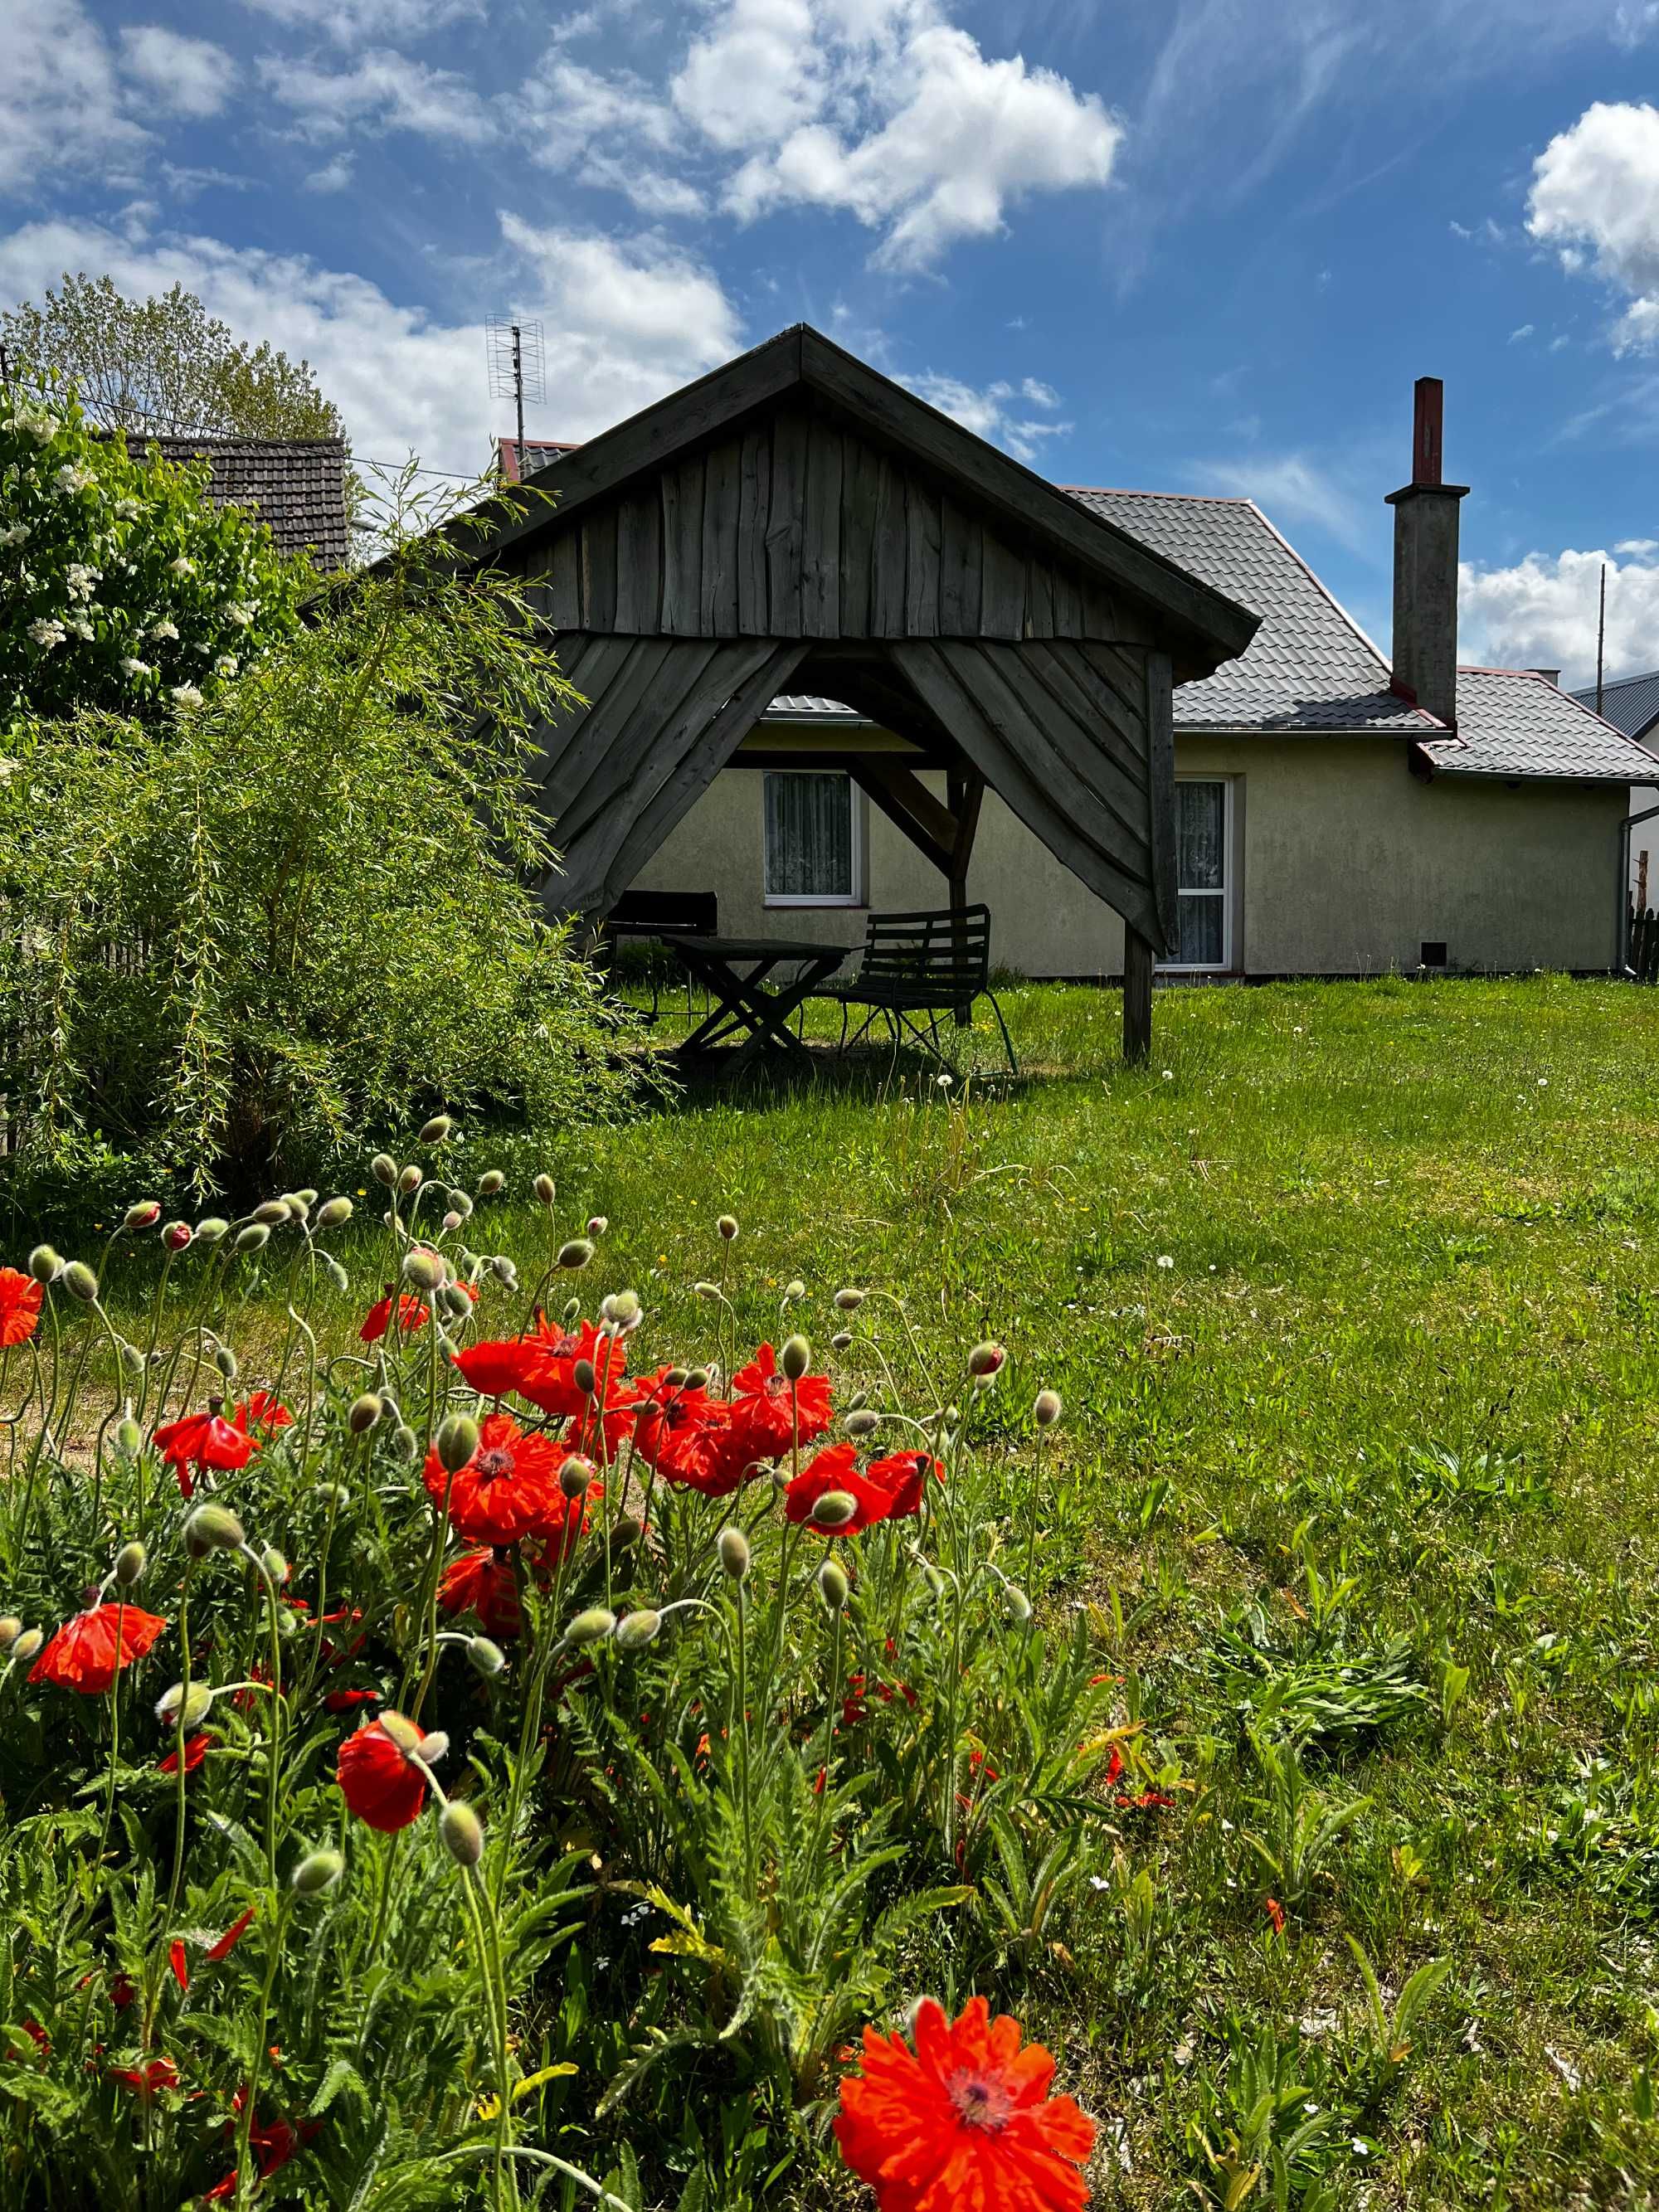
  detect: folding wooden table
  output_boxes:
[657,932,846,1072]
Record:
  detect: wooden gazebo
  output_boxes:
[477,325,1258,1058]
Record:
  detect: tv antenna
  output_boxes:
[485,316,545,474]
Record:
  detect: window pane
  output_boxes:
[1176,781,1225,892]
[765,773,852,897]
[1177,893,1224,966]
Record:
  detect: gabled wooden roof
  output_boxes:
[474,324,1257,682]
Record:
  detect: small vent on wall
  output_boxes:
[1419,940,1448,969]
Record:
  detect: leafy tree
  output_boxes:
[0,372,303,723]
[0,482,638,1199]
[1,274,343,442]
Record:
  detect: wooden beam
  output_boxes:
[1123,927,1154,1064]
[849,761,956,878]
[946,765,985,1024]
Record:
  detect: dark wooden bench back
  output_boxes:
[853,905,991,999]
[603,890,718,941]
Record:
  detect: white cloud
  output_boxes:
[260,49,498,142]
[119,25,235,119]
[0,0,150,194]
[1508,323,1535,343]
[1188,451,1370,553]
[1527,101,1659,352]
[305,153,357,193]
[904,370,1071,462]
[1460,545,1659,691]
[674,0,825,154]
[236,0,484,39]
[0,214,743,479]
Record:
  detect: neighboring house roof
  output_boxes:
[121,435,351,571]
[1416,668,1659,782]
[1568,666,1659,748]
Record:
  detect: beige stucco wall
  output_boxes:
[630,734,1626,978]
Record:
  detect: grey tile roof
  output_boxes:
[769,695,872,720]
[1418,669,1659,782]
[1568,667,1659,747]
[122,435,350,571]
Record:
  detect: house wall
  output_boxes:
[626,732,1626,977]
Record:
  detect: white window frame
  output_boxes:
[1159,775,1235,974]
[762,768,865,908]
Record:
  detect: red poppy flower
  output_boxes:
[153,1408,259,1500]
[633,1373,740,1495]
[168,1940,189,1993]
[29,1602,168,1694]
[204,2103,303,2201]
[207,1908,256,1964]
[158,1729,216,1776]
[783,1443,902,1534]
[0,1267,43,1347]
[864,1451,941,1521]
[359,1290,429,1343]
[517,1316,620,1419]
[423,1411,562,1548]
[438,1548,523,1640]
[109,2055,178,2098]
[453,1334,541,1401]
[110,1974,135,2011]
[729,1342,834,1458]
[336,1717,427,1832]
[21,2018,49,2055]
[1263,1897,1286,1935]
[235,1391,292,1438]
[323,1688,382,1712]
[834,1995,1095,2212]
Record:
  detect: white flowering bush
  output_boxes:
[0,372,300,723]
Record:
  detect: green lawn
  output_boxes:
[118,976,1659,2203]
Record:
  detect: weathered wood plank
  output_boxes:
[1023,556,1055,640]
[854,757,959,873]
[552,639,723,856]
[903,479,942,637]
[700,436,741,635]
[540,635,676,821]
[869,452,907,637]
[1024,640,1150,792]
[661,454,706,635]
[581,504,618,633]
[1142,648,1178,956]
[612,489,661,630]
[802,415,843,637]
[938,497,982,634]
[737,424,772,634]
[766,410,808,637]
[979,528,1025,639]
[1051,566,1084,639]
[545,528,581,630]
[838,435,878,639]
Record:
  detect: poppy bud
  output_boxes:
[718,1526,750,1581]
[562,1296,581,1324]
[416,1729,449,1764]
[843,1409,879,1438]
[1002,1582,1033,1624]
[694,1281,720,1298]
[62,1261,99,1303]
[557,1239,594,1271]
[612,1514,644,1552]
[684,1369,708,1392]
[234,1224,270,1254]
[662,1367,689,1390]
[195,1217,230,1245]
[393,1424,420,1462]
[533,1174,556,1206]
[572,1358,596,1396]
[587,1214,608,1237]
[124,1201,161,1231]
[156,1680,213,1728]
[163,1220,192,1252]
[183,1505,245,1558]
[114,1540,145,1587]
[396,1166,422,1198]
[817,1558,849,1611]
[403,1250,441,1291]
[379,1710,421,1753]
[260,1546,288,1584]
[348,1393,382,1435]
[831,1330,853,1350]
[440,1800,484,1866]
[418,1115,453,1145]
[0,1616,19,1648]
[371,1154,398,1187]
[967,1341,1005,1378]
[717,1214,738,1241]
[558,1455,591,1499]
[1034,1388,1062,1429]
[810,1490,859,1529]
[116,1417,143,1457]
[294,1189,320,1208]
[440,1282,472,1318]
[285,1196,311,1225]
[251,1200,289,1227]
[435,1414,479,1474]
[478,1170,505,1197]
[563,1606,615,1646]
[446,1189,473,1219]
[834,1288,865,1310]
[785,1278,805,1301]
[325,1257,350,1294]
[118,1340,144,1378]
[291,1849,344,1896]
[781,1335,811,1383]
[467,1636,507,1678]
[316,1196,353,1229]
[215,1345,238,1379]
[615,1608,662,1650]
[923,1563,947,1601]
[601,1289,640,1327]
[489,1255,519,1291]
[12,1628,44,1665]
[27,1244,61,1285]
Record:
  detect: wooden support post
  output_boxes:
[1123,926,1154,1064]
[946,764,985,1024]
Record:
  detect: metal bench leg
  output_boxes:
[985,988,1018,1077]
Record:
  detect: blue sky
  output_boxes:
[4,0,1659,683]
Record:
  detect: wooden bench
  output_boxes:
[598,891,718,1022]
[810,903,1016,1074]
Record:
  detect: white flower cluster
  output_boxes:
[27,618,66,650]
[55,464,94,495]
[169,683,205,710]
[224,601,257,628]
[213,654,238,678]
[148,618,180,642]
[119,656,152,679]
[2,408,60,444]
[113,498,141,521]
[0,523,30,548]
[168,556,196,578]
[65,562,100,603]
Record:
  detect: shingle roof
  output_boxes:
[1568,666,1659,747]
[1417,669,1659,782]
[122,435,350,571]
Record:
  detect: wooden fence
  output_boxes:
[1632,907,1659,984]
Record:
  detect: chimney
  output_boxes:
[1386,377,1468,728]
[1525,667,1560,687]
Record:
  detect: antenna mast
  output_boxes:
[485,316,546,478]
[1596,562,1607,718]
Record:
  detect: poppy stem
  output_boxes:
[241,1546,285,1890]
[235,1889,294,2204]
[164,1570,194,1931]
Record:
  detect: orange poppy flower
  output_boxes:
[783,1442,900,1534]
[207,1908,255,1963]
[438,1547,523,1639]
[109,2055,178,2098]
[834,1996,1095,2212]
[158,1728,216,1776]
[422,1412,562,1548]
[0,1268,43,1347]
[28,1602,168,1694]
[729,1342,834,1458]
[153,1407,258,1500]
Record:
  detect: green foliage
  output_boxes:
[0,491,638,1199]
[0,369,302,722]
[2,274,345,442]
